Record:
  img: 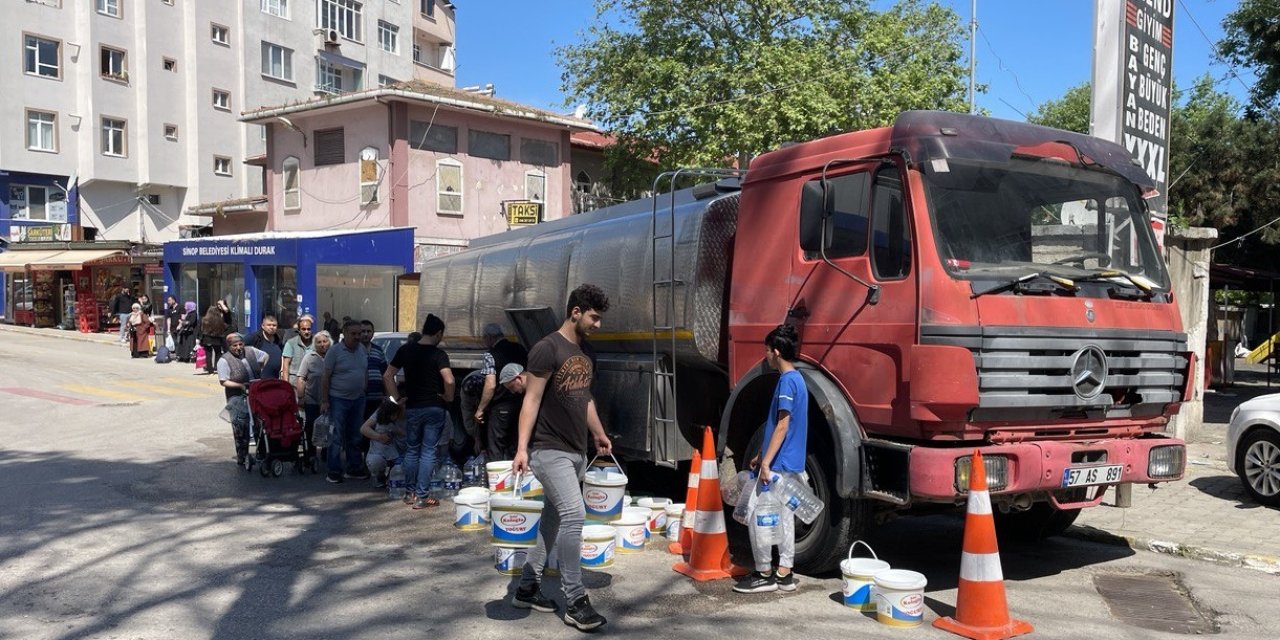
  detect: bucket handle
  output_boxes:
[587,452,623,473]
[511,471,524,499]
[847,540,878,561]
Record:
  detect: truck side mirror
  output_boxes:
[799,180,832,253]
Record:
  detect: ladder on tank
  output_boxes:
[649,168,744,466]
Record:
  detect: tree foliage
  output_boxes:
[1219,0,1280,113]
[1027,82,1090,134]
[558,0,971,173]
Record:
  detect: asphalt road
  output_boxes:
[2,329,1278,639]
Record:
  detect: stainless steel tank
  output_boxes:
[417,187,740,371]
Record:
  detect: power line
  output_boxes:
[1209,216,1280,251]
[976,24,1039,114]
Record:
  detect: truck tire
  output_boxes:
[993,503,1081,543]
[738,424,866,574]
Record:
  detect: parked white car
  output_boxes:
[1227,392,1280,507]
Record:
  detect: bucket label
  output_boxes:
[501,513,527,527]
[843,583,872,607]
[622,527,645,548]
[584,489,608,504]
[581,540,615,567]
[649,513,667,532]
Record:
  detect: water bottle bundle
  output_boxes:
[731,469,825,526]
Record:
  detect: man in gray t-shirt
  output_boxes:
[321,320,369,482]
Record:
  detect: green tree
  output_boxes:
[558,0,971,173]
[1027,82,1090,134]
[1219,0,1280,112]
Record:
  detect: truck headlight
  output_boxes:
[1148,445,1184,479]
[955,454,1009,492]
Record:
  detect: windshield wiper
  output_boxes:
[1073,270,1156,299]
[970,271,1078,299]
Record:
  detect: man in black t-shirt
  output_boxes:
[511,284,612,631]
[383,314,454,508]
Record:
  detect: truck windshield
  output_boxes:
[924,156,1168,291]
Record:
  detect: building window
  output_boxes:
[377,74,399,88]
[575,170,592,193]
[97,0,120,17]
[261,42,293,81]
[282,156,301,210]
[163,57,177,72]
[24,35,61,79]
[525,171,546,203]
[520,138,559,166]
[316,60,341,93]
[412,43,422,64]
[420,0,433,17]
[100,46,127,81]
[261,0,288,18]
[214,156,232,176]
[164,124,178,141]
[101,117,126,157]
[360,146,379,205]
[437,159,462,214]
[11,185,50,221]
[377,21,398,53]
[26,110,57,152]
[212,89,230,110]
[314,127,344,165]
[409,121,457,153]
[318,0,363,43]
[211,24,230,45]
[468,130,511,161]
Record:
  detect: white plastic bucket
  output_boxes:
[841,541,891,611]
[583,462,628,522]
[664,504,685,541]
[580,524,616,568]
[494,545,527,575]
[487,461,514,493]
[874,569,928,628]
[453,492,490,531]
[612,511,648,553]
[622,506,651,541]
[637,497,671,533]
[516,472,544,499]
[490,495,543,547]
[458,486,490,500]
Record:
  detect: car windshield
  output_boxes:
[372,336,407,362]
[924,156,1169,290]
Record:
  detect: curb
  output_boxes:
[0,323,122,346]
[1066,524,1280,575]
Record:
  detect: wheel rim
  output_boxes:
[1244,439,1280,497]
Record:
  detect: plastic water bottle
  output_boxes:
[387,463,406,500]
[732,471,758,525]
[752,483,781,547]
[770,473,825,525]
[443,462,462,498]
[462,456,478,487]
[429,465,445,500]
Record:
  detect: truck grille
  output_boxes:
[921,326,1188,422]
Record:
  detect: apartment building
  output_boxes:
[1,0,456,246]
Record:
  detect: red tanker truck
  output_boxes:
[419,111,1190,571]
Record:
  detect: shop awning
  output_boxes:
[0,249,128,271]
[0,250,66,272]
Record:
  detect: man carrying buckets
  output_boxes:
[511,284,613,632]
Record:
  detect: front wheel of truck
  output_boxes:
[738,424,867,574]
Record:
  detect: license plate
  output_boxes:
[1061,465,1123,488]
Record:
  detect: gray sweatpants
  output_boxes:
[518,449,588,602]
[749,471,807,572]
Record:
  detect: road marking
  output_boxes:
[158,377,223,390]
[0,387,97,406]
[59,383,147,402]
[112,380,208,398]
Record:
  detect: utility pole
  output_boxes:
[969,0,977,114]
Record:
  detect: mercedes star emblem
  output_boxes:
[1070,345,1107,400]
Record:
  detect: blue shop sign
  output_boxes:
[165,238,297,264]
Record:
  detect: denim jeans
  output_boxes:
[326,395,365,476]
[117,313,131,341]
[519,449,588,602]
[404,406,447,498]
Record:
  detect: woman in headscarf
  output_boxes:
[199,304,228,374]
[176,301,199,362]
[295,330,334,470]
[127,303,154,358]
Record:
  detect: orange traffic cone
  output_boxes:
[668,447,701,556]
[934,450,1034,640]
[674,427,743,580]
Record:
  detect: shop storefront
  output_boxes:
[162,228,413,335]
[0,243,162,330]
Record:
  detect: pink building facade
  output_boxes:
[237,82,594,264]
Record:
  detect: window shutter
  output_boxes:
[314,128,345,166]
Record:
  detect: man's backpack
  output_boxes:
[154,345,172,364]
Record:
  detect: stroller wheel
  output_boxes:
[272,459,285,477]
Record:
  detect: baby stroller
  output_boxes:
[245,378,313,477]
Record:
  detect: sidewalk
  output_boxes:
[0,322,125,346]
[1072,363,1280,574]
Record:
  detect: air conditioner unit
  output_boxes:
[323,29,340,46]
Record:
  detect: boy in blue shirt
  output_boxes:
[735,324,808,594]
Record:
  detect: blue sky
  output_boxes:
[455,0,1252,122]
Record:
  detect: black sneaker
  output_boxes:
[512,585,556,613]
[345,471,371,480]
[776,571,797,592]
[563,596,606,631]
[732,571,778,594]
[326,474,344,484]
